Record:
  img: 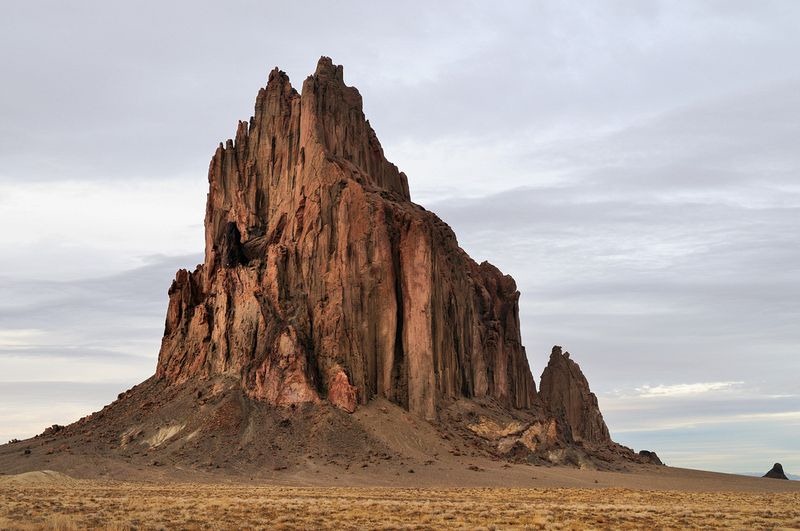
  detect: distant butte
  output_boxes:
[763,463,789,480]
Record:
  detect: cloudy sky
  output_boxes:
[1,1,797,475]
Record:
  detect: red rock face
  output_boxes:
[539,346,611,444]
[156,57,537,420]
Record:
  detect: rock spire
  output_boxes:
[539,346,611,444]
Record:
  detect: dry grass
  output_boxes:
[1,480,798,530]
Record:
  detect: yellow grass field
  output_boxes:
[1,478,798,530]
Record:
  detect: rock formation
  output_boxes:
[638,450,664,466]
[539,346,611,445]
[763,463,789,480]
[0,58,658,480]
[156,57,536,421]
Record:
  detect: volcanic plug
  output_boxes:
[156,57,537,420]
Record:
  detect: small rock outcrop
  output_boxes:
[763,463,789,480]
[638,450,664,465]
[539,346,611,445]
[156,57,537,420]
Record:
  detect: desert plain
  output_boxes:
[1,464,798,530]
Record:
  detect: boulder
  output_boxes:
[638,450,664,465]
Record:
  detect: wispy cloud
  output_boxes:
[0,181,205,279]
[0,255,197,384]
[634,381,744,398]
[612,410,800,434]
[0,329,44,347]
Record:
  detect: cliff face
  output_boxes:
[539,346,611,444]
[156,57,537,420]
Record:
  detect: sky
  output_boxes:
[1,1,797,475]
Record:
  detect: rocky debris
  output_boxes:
[763,462,789,480]
[156,56,536,420]
[638,450,663,465]
[38,425,64,438]
[539,346,611,445]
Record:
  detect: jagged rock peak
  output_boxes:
[313,55,344,80]
[539,346,611,445]
[156,57,537,420]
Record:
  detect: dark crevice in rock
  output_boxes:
[222,222,247,268]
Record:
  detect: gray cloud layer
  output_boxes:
[1,1,798,473]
